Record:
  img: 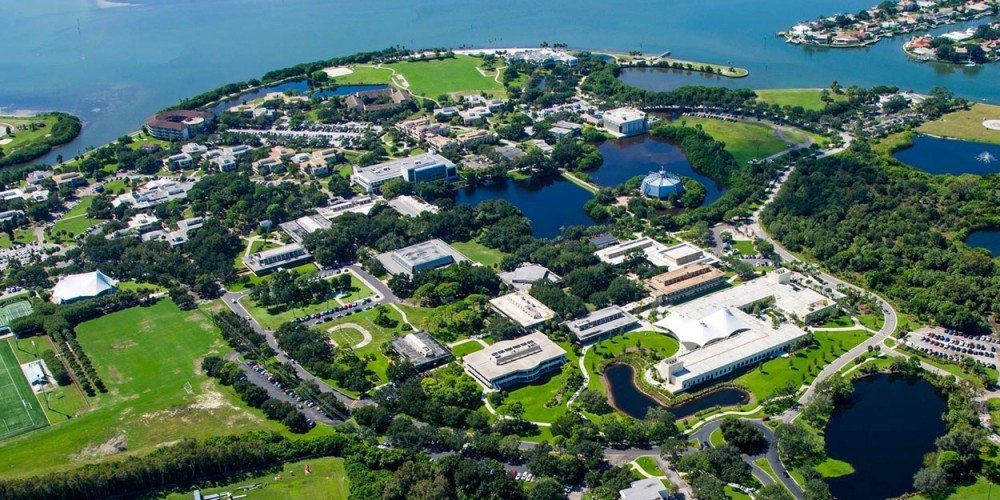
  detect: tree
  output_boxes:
[720,417,767,454]
[528,477,565,500]
[913,466,948,496]
[757,484,794,500]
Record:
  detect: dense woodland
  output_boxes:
[763,144,1000,332]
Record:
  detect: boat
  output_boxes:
[966,62,977,67]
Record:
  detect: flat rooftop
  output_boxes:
[489,291,556,328]
[596,237,715,269]
[564,305,638,341]
[354,153,454,184]
[387,195,439,217]
[376,238,469,276]
[654,270,835,323]
[647,264,727,296]
[463,331,566,382]
[391,332,451,368]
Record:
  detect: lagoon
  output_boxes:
[966,230,1000,258]
[604,364,749,420]
[4,0,1000,163]
[893,135,1000,176]
[824,374,946,500]
[453,177,596,239]
[208,81,388,115]
[593,135,726,204]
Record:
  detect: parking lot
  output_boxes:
[904,327,999,369]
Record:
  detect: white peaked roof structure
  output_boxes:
[660,307,750,348]
[51,270,118,304]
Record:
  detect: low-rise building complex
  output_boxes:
[463,332,567,390]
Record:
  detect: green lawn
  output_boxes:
[583,331,679,395]
[0,339,48,441]
[857,314,884,331]
[450,340,486,358]
[452,239,507,268]
[0,299,328,479]
[0,114,59,155]
[730,240,755,256]
[815,457,855,478]
[389,55,505,99]
[913,477,1000,500]
[313,306,409,395]
[917,103,1000,145]
[504,340,580,423]
[5,336,89,426]
[736,330,870,399]
[334,56,505,99]
[164,456,348,500]
[906,348,998,388]
[634,455,663,476]
[820,314,854,328]
[709,427,726,447]
[755,88,847,111]
[725,485,752,500]
[664,116,788,166]
[51,197,103,242]
[240,272,370,330]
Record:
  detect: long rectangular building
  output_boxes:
[376,238,469,276]
[489,291,556,329]
[647,264,728,304]
[463,332,567,390]
[243,243,313,276]
[352,153,457,193]
[564,306,639,344]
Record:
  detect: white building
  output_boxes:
[595,237,715,270]
[51,270,118,304]
[376,239,469,276]
[243,243,313,276]
[489,291,556,329]
[498,263,560,291]
[463,332,567,390]
[603,108,648,137]
[564,306,639,344]
[352,153,458,193]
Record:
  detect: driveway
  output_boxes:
[690,419,803,498]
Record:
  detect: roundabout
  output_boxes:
[983,119,1000,131]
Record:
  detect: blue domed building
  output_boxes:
[640,168,684,199]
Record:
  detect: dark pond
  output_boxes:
[825,374,947,500]
[966,230,1000,258]
[593,135,727,204]
[208,80,388,114]
[893,135,1000,176]
[453,177,596,239]
[604,364,749,420]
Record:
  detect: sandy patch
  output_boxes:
[72,431,127,461]
[983,120,1000,131]
[111,340,137,350]
[0,139,11,146]
[323,66,353,78]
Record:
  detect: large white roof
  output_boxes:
[51,270,118,304]
[659,307,750,347]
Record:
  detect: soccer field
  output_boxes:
[0,340,47,440]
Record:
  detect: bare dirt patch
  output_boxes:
[72,431,128,461]
[111,340,137,350]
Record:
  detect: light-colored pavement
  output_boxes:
[689,419,803,498]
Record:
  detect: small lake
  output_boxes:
[208,80,388,114]
[619,66,753,92]
[825,374,947,500]
[966,230,1000,258]
[593,135,727,204]
[893,135,1000,176]
[453,177,596,239]
[604,364,749,419]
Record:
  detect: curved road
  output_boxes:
[690,419,804,498]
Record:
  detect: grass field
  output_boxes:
[709,427,726,447]
[0,114,59,155]
[730,240,755,256]
[917,103,1000,145]
[333,56,505,99]
[755,88,847,111]
[736,329,870,399]
[815,457,854,478]
[6,336,88,425]
[51,197,103,242]
[314,306,409,395]
[0,340,48,441]
[0,299,328,479]
[242,274,373,330]
[452,239,507,268]
[913,477,999,500]
[820,314,855,328]
[165,456,348,500]
[450,340,486,358]
[0,300,32,329]
[665,116,788,166]
[725,485,752,500]
[634,455,663,476]
[505,340,580,423]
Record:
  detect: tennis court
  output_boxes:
[0,340,48,440]
[0,300,33,331]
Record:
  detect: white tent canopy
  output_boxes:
[659,307,750,347]
[51,270,118,304]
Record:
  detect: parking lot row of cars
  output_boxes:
[245,359,332,424]
[293,296,374,324]
[922,332,997,358]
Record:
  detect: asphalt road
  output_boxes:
[690,419,804,498]
[224,352,339,425]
